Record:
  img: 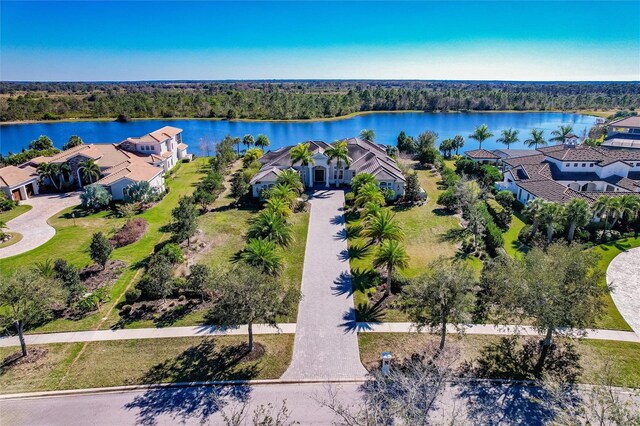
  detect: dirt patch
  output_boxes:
[238,342,266,362]
[120,298,210,327]
[1,347,48,370]
[175,229,213,276]
[80,260,126,291]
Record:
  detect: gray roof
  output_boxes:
[608,116,640,128]
[492,149,539,159]
[465,149,500,159]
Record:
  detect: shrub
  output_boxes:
[437,188,458,211]
[120,305,133,315]
[486,199,512,230]
[123,181,159,204]
[172,277,187,290]
[479,164,502,186]
[75,287,110,313]
[496,190,516,210]
[111,218,148,248]
[513,200,525,213]
[90,232,112,268]
[124,287,141,304]
[440,166,460,188]
[344,192,355,205]
[53,258,85,304]
[0,193,18,212]
[484,220,504,257]
[157,243,184,264]
[80,184,112,211]
[115,202,137,218]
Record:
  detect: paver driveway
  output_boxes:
[282,189,368,380]
[0,192,80,259]
[607,246,640,335]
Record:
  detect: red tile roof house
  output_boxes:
[250,137,406,198]
[13,126,189,201]
[495,142,640,206]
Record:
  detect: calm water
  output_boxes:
[0,112,597,156]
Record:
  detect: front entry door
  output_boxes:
[314,168,325,183]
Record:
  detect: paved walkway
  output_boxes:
[281,189,368,380]
[0,192,80,259]
[0,324,296,348]
[607,246,640,335]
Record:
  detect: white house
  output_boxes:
[0,165,40,201]
[250,138,406,198]
[118,126,190,172]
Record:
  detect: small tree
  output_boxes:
[63,135,83,151]
[53,258,85,305]
[403,258,476,353]
[171,196,198,246]
[230,173,250,204]
[208,266,299,352]
[187,264,212,301]
[242,134,255,150]
[373,239,409,297]
[359,129,376,142]
[123,181,157,204]
[240,238,284,275]
[138,255,174,301]
[0,269,60,356]
[90,232,112,269]
[404,172,420,203]
[29,135,54,151]
[193,187,217,212]
[563,198,591,242]
[80,184,112,211]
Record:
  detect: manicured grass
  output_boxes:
[0,159,207,333]
[0,204,32,223]
[358,333,640,388]
[0,335,293,393]
[0,232,22,249]
[502,212,528,258]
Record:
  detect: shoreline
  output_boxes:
[0,109,611,126]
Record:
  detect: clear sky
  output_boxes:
[1,1,639,81]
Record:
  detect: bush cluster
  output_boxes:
[110,218,148,248]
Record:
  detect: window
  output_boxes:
[333,168,344,180]
[590,163,594,167]
[565,163,570,167]
[574,163,578,167]
[582,163,586,167]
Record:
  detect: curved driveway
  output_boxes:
[607,246,640,335]
[0,192,80,259]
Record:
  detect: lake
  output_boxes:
[0,112,597,156]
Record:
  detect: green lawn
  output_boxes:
[0,232,23,249]
[0,335,293,394]
[0,159,207,333]
[358,333,640,388]
[502,212,528,258]
[0,204,32,223]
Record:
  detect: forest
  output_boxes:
[1,80,638,122]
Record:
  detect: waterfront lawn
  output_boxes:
[358,333,640,388]
[348,165,461,322]
[0,159,207,333]
[0,204,32,223]
[0,335,293,394]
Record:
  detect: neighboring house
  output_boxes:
[496,143,640,205]
[250,137,406,198]
[464,149,501,165]
[0,165,40,201]
[13,126,189,200]
[603,116,640,149]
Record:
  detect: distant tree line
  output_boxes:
[0,81,638,122]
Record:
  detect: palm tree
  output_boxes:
[351,172,377,195]
[619,195,640,228]
[33,258,54,278]
[37,162,60,190]
[325,141,351,185]
[373,239,409,297]
[539,201,562,244]
[563,198,591,242]
[452,135,465,155]
[469,124,493,149]
[359,129,375,142]
[255,134,270,149]
[594,196,619,230]
[438,139,454,159]
[354,182,385,209]
[361,210,405,247]
[275,169,304,195]
[240,238,283,275]
[496,128,519,149]
[243,135,255,150]
[248,208,293,247]
[268,183,298,210]
[289,143,315,167]
[265,197,292,218]
[55,162,71,186]
[550,125,574,143]
[79,159,100,185]
[524,129,547,149]
[523,198,546,238]
[362,201,383,219]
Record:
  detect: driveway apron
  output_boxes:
[607,246,640,336]
[282,189,368,380]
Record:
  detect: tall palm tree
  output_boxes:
[453,135,465,155]
[469,124,493,149]
[539,201,562,244]
[255,134,270,149]
[37,162,60,190]
[240,238,283,275]
[619,195,640,227]
[606,197,625,230]
[550,125,574,143]
[247,209,293,247]
[325,141,351,185]
[359,129,375,142]
[289,143,315,167]
[594,196,619,230]
[563,198,591,243]
[79,159,100,185]
[523,198,546,238]
[361,209,405,247]
[55,162,71,186]
[243,135,255,150]
[524,129,547,149]
[354,182,385,209]
[496,128,519,149]
[373,239,409,297]
[275,169,303,195]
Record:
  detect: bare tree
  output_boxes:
[222,400,298,426]
[199,135,214,157]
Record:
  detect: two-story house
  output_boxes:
[118,126,190,171]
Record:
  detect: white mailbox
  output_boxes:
[381,352,392,377]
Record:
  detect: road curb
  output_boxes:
[0,378,368,400]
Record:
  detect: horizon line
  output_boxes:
[2,79,640,84]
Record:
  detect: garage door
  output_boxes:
[25,183,34,197]
[11,188,22,201]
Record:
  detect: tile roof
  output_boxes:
[122,126,183,144]
[95,158,163,186]
[465,149,500,159]
[492,149,539,159]
[0,165,38,188]
[177,143,188,150]
[608,116,640,128]
[537,144,640,164]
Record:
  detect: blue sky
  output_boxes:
[1,1,639,81]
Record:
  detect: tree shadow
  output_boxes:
[433,207,455,217]
[124,339,257,425]
[345,224,363,240]
[339,307,378,333]
[339,244,371,261]
[351,268,380,294]
[330,214,345,225]
[440,228,467,243]
[354,301,385,323]
[335,229,348,241]
[332,271,354,296]
[153,301,202,328]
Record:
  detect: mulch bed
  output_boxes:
[1,347,48,370]
[238,342,266,362]
[80,260,126,291]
